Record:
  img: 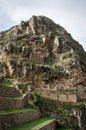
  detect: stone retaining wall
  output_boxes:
[38,119,56,130]
[0,86,21,97]
[37,89,77,102]
[0,109,40,130]
[0,97,24,109]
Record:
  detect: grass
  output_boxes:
[0,81,14,87]
[0,80,30,88]
[9,116,54,130]
[0,107,33,114]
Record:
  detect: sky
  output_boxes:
[0,0,86,50]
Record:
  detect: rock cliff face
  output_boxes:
[0,15,86,102]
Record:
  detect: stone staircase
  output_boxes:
[0,86,56,130]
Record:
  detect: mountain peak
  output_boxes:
[0,16,86,102]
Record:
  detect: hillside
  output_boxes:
[0,15,86,102]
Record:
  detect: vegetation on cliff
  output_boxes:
[0,15,86,129]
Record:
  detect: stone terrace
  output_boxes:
[0,86,56,130]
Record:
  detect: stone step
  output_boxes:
[0,97,24,109]
[0,108,40,130]
[8,116,56,130]
[0,86,22,97]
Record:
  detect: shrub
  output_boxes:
[32,91,41,105]
[38,98,79,129]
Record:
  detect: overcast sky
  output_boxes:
[0,0,86,50]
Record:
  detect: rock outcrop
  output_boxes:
[0,15,86,102]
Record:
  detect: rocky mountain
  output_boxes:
[0,15,86,102]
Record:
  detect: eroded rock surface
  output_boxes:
[0,15,86,102]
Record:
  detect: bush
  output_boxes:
[32,91,41,105]
[38,98,79,129]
